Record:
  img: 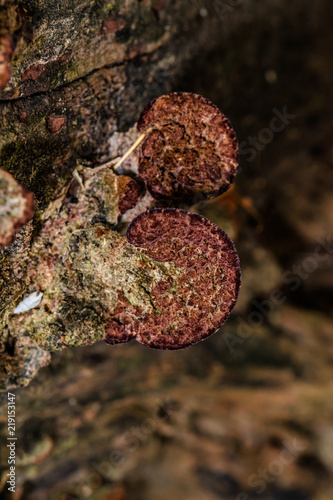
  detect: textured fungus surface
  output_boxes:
[0,34,12,90]
[137,93,239,201]
[105,208,241,349]
[0,169,34,248]
[116,175,141,215]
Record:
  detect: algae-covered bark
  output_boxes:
[8,169,183,353]
[0,155,185,389]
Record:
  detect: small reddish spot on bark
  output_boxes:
[21,63,46,82]
[116,175,141,214]
[47,115,67,134]
[18,111,29,121]
[60,50,71,63]
[102,16,126,35]
[94,227,108,238]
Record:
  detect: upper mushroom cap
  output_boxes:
[137,92,238,202]
[105,208,241,349]
[0,169,35,249]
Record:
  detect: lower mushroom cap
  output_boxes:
[137,92,238,202]
[104,208,241,349]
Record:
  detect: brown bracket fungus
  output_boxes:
[136,92,238,202]
[0,169,35,249]
[104,208,241,349]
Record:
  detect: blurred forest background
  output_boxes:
[1,0,333,499]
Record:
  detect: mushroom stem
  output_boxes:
[112,127,153,171]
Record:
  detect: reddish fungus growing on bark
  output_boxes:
[0,169,35,248]
[104,208,241,349]
[116,175,141,214]
[136,92,238,201]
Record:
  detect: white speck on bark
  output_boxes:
[13,292,44,314]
